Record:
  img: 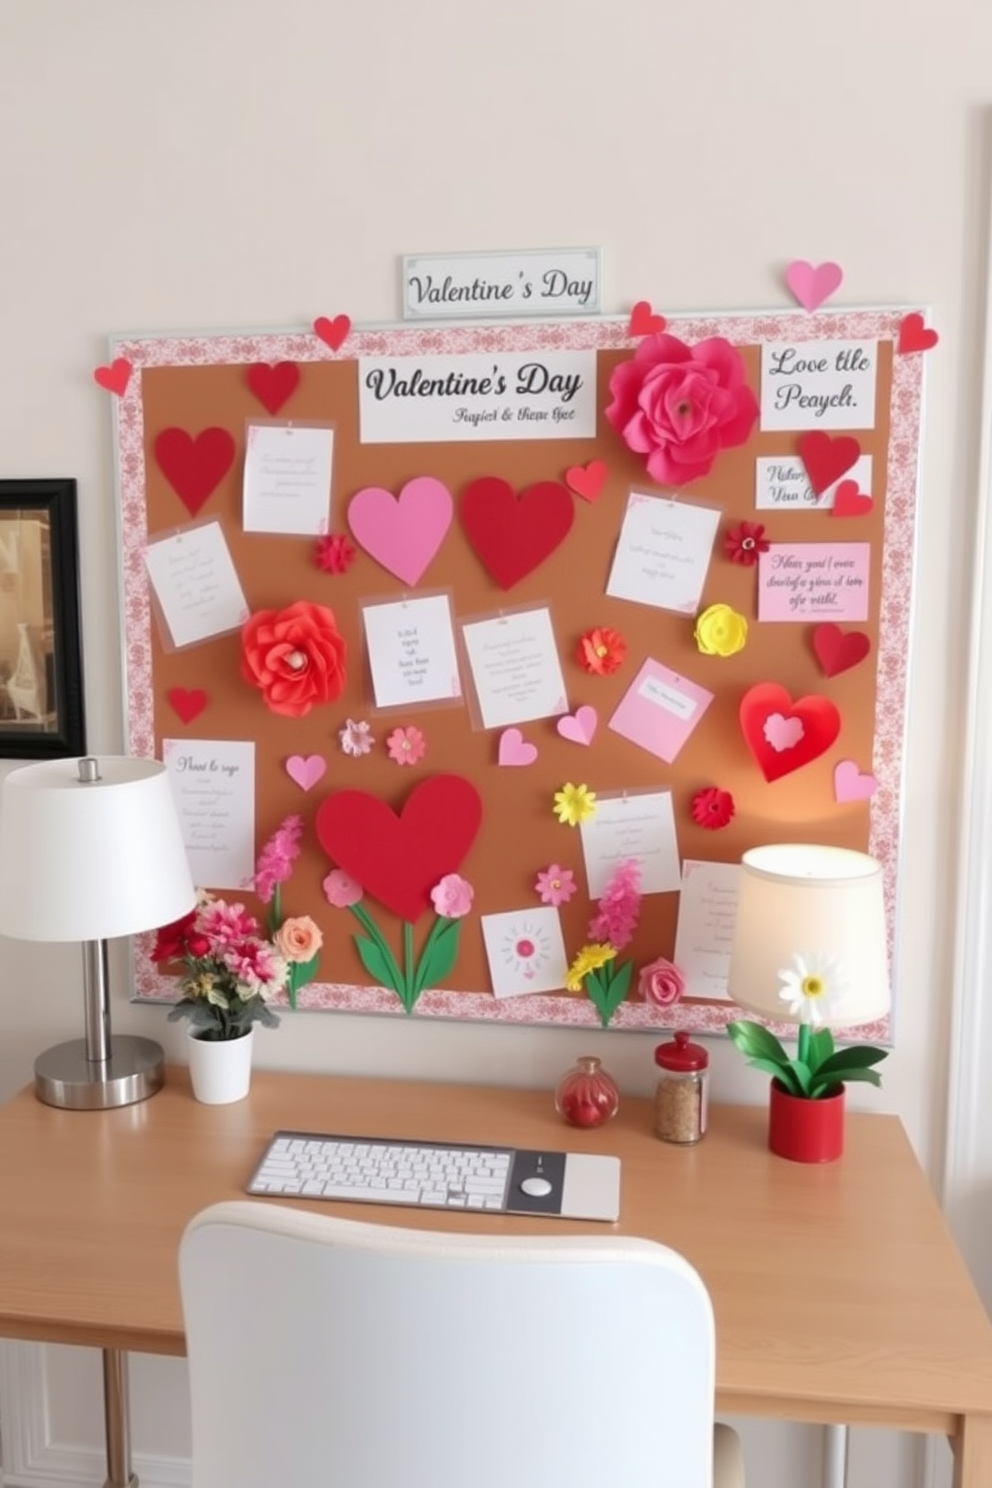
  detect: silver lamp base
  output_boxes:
[34,1035,165,1110]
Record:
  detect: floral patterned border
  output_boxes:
[116,310,921,1042]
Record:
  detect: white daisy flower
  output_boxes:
[778,951,848,1026]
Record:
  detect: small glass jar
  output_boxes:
[653,1031,709,1144]
[555,1055,620,1129]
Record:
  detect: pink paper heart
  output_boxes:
[497,728,538,767]
[286,754,327,792]
[763,712,805,752]
[785,260,844,312]
[348,477,453,585]
[557,705,598,746]
[834,760,877,803]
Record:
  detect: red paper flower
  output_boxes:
[606,333,759,486]
[691,787,736,830]
[577,626,627,676]
[241,601,347,719]
[724,520,769,566]
[315,533,356,574]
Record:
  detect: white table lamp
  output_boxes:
[0,755,195,1109]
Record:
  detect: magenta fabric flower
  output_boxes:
[430,874,474,919]
[535,864,577,907]
[588,859,642,951]
[606,333,759,486]
[252,814,304,904]
[638,956,685,1007]
[386,725,426,766]
[323,869,364,908]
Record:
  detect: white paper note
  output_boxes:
[579,791,682,899]
[606,493,720,614]
[480,907,568,998]
[242,424,334,535]
[143,522,248,649]
[460,608,567,729]
[362,594,462,709]
[673,859,742,1001]
[162,739,256,890]
[760,340,878,432]
[755,454,873,511]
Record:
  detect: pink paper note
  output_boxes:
[758,543,870,622]
[608,660,713,765]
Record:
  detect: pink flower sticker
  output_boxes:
[430,874,474,919]
[534,864,577,908]
[322,869,364,908]
[386,725,426,766]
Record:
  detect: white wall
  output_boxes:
[1,3,990,1485]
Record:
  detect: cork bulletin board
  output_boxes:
[111,307,925,1036]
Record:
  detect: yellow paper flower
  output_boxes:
[565,942,617,992]
[694,602,748,657]
[552,782,597,827]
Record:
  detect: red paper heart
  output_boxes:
[812,624,871,678]
[93,358,132,396]
[831,479,873,518]
[797,431,861,496]
[739,682,841,783]
[312,314,352,351]
[167,687,209,725]
[154,427,236,516]
[564,459,607,503]
[460,477,574,590]
[897,312,939,355]
[247,361,300,415]
[628,301,667,338]
[315,775,483,923]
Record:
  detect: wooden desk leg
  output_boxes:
[823,1424,849,1488]
[101,1349,137,1488]
[953,1411,992,1488]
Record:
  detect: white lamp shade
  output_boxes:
[727,843,890,1027]
[0,756,196,942]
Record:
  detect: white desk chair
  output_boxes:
[179,1201,745,1488]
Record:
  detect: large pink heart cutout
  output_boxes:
[348,477,453,586]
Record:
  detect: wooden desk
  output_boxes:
[0,1069,989,1488]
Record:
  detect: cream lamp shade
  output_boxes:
[726,843,890,1027]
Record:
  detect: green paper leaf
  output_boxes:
[815,1045,888,1077]
[726,1021,791,1066]
[413,917,462,999]
[744,1057,806,1096]
[788,1059,813,1097]
[353,934,404,998]
[805,1027,834,1075]
[809,1066,884,1098]
[286,953,320,1012]
[583,959,633,1028]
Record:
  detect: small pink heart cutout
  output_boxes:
[497,728,538,767]
[834,760,877,803]
[557,705,598,746]
[286,754,327,792]
[785,260,843,313]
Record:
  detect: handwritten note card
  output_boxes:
[758,543,871,621]
[242,424,334,535]
[755,454,873,511]
[760,340,878,432]
[480,906,568,999]
[606,493,720,614]
[673,859,742,1001]
[143,521,248,648]
[162,738,255,889]
[362,594,461,709]
[460,608,567,729]
[579,791,681,899]
[608,659,714,764]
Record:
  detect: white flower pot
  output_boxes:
[186,1026,254,1105]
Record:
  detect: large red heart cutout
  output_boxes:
[247,361,300,415]
[740,682,841,783]
[460,477,574,590]
[797,431,861,497]
[315,775,483,923]
[154,427,236,516]
[812,623,871,678]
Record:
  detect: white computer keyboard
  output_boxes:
[247,1130,621,1222]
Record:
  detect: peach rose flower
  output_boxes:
[241,601,347,718]
[274,916,323,963]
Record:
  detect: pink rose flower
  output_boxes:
[323,869,364,908]
[430,873,474,919]
[606,333,759,486]
[274,915,323,963]
[638,956,686,1007]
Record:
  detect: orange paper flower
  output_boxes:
[577,626,627,676]
[241,601,347,718]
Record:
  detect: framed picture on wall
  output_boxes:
[0,478,85,759]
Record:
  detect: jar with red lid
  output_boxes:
[653,1030,709,1144]
[555,1055,620,1129]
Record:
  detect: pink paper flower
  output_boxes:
[430,874,474,919]
[274,915,323,963]
[386,725,426,766]
[606,333,759,486]
[535,863,577,907]
[588,858,641,951]
[339,718,374,757]
[323,869,364,908]
[638,956,685,1007]
[253,814,304,904]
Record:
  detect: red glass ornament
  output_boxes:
[555,1056,620,1129]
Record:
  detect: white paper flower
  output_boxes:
[778,951,848,1026]
[339,718,374,757]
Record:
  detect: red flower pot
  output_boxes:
[768,1079,845,1163]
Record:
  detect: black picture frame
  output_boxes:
[0,478,85,759]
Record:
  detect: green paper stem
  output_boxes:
[348,903,404,999]
[403,921,415,1012]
